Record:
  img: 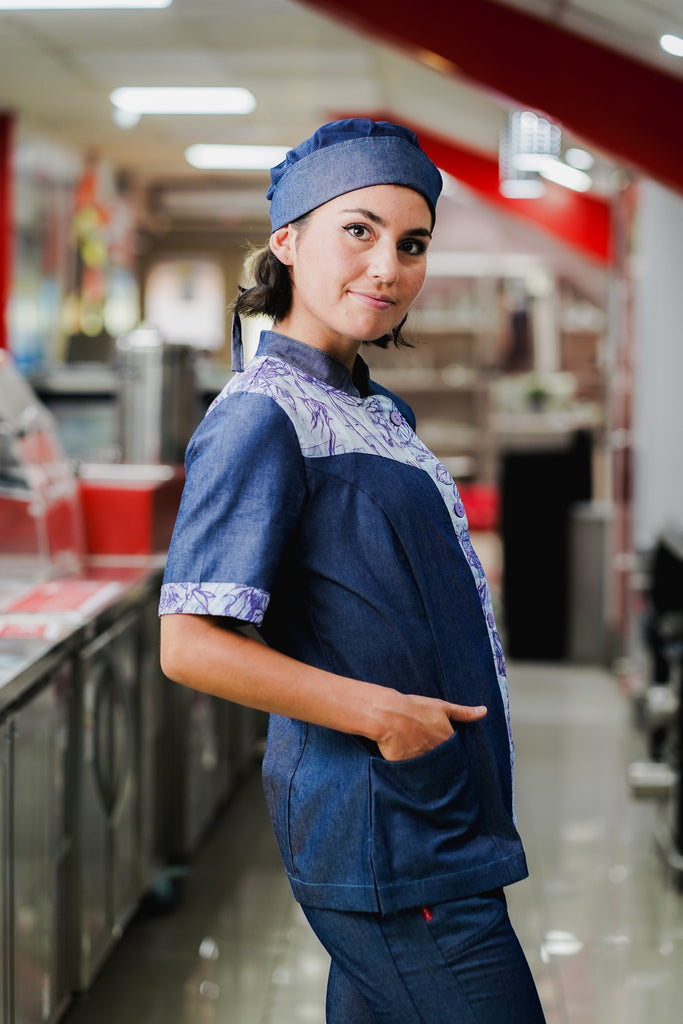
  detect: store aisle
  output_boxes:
[507,663,683,1024]
[61,662,683,1024]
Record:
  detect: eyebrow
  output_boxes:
[340,207,432,237]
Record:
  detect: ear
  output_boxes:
[269,225,296,266]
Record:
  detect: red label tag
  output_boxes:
[421,906,433,922]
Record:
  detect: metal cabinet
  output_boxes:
[73,612,142,991]
[0,579,266,1017]
[162,684,233,861]
[136,599,165,891]
[160,682,265,863]
[0,660,73,1024]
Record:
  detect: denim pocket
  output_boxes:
[286,727,374,887]
[422,889,508,963]
[369,730,480,891]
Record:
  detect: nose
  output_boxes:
[368,240,400,284]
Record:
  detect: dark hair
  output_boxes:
[233,218,411,350]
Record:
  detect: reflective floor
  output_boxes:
[62,662,683,1024]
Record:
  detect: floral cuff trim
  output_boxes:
[159,582,270,625]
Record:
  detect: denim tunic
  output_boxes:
[160,331,528,914]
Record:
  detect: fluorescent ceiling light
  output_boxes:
[185,144,289,170]
[565,147,594,171]
[660,33,683,56]
[110,87,255,115]
[513,148,594,174]
[499,179,546,199]
[0,0,171,7]
[512,153,551,172]
[112,108,141,128]
[538,159,592,192]
[511,153,592,192]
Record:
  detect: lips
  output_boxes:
[350,291,396,311]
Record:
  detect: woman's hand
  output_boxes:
[372,689,487,762]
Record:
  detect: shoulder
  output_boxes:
[211,355,306,412]
[188,373,302,468]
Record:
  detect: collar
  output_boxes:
[255,331,371,398]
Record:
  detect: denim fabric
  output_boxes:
[303,893,546,1024]
[266,118,443,230]
[161,331,528,913]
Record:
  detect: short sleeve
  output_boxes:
[159,390,306,626]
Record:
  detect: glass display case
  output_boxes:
[0,350,84,580]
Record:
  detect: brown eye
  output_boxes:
[344,223,372,240]
[399,238,427,256]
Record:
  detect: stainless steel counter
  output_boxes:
[0,558,261,1024]
[0,562,164,1024]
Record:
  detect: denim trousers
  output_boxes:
[302,889,547,1024]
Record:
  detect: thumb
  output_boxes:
[447,702,487,722]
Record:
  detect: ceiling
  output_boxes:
[1,0,682,251]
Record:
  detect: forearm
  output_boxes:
[160,613,387,742]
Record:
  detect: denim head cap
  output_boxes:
[267,118,443,232]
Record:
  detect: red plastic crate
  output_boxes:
[78,467,184,556]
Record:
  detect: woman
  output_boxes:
[160,118,545,1023]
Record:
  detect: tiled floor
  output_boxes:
[61,661,683,1024]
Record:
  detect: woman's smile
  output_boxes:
[348,290,397,311]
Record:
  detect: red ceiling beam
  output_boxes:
[301,0,683,196]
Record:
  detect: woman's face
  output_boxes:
[270,184,432,369]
